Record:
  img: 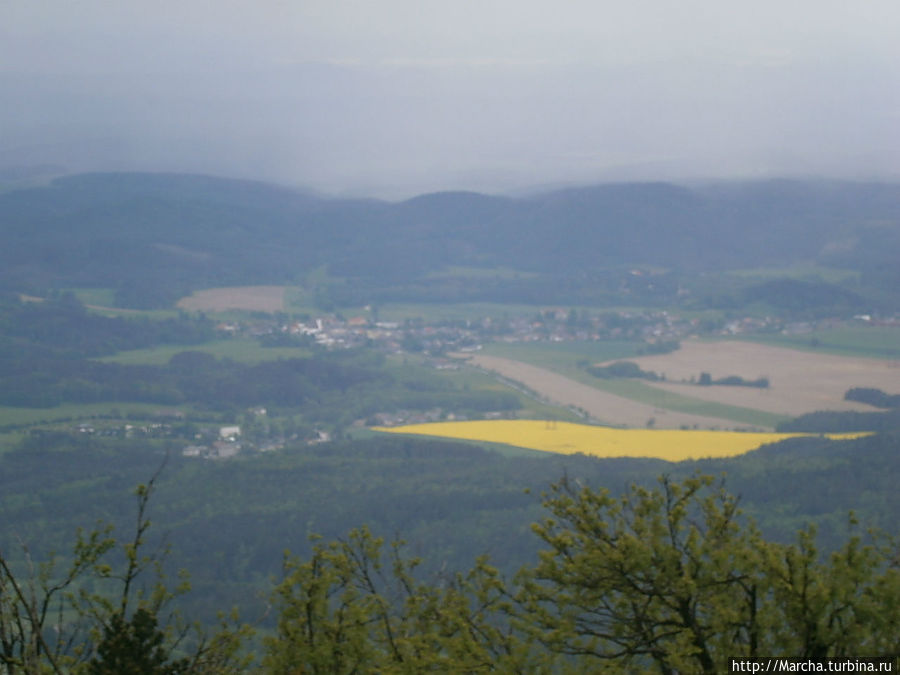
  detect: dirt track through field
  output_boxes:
[462,354,745,429]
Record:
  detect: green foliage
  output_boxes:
[264,527,536,674]
[0,522,115,673]
[696,372,769,388]
[521,475,765,671]
[0,342,517,426]
[741,279,865,317]
[764,524,900,658]
[3,439,900,671]
[845,387,900,409]
[88,608,190,674]
[4,431,899,632]
[0,294,215,359]
[585,360,661,381]
[262,475,900,672]
[0,468,252,674]
[519,475,900,671]
[777,409,900,433]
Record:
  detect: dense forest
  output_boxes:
[0,292,215,360]
[3,440,899,671]
[3,430,898,624]
[777,387,900,433]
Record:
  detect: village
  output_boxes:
[215,305,895,357]
[52,307,898,461]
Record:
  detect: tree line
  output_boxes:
[778,387,900,433]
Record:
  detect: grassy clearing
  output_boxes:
[375,420,866,461]
[425,265,539,280]
[88,307,181,319]
[737,325,900,360]
[39,288,177,318]
[387,353,584,422]
[482,341,643,376]
[375,302,546,323]
[728,263,861,284]
[0,402,186,430]
[69,287,117,306]
[177,286,286,313]
[284,287,323,315]
[586,379,788,429]
[439,369,585,422]
[100,339,312,365]
[0,431,26,450]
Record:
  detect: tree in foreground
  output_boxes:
[263,527,539,674]
[265,475,900,673]
[4,472,898,672]
[0,469,251,674]
[519,474,900,672]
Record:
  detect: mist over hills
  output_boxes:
[1,172,898,310]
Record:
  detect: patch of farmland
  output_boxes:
[177,286,286,313]
[618,340,900,417]
[375,420,865,461]
[461,354,750,429]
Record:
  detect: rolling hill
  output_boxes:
[1,173,899,310]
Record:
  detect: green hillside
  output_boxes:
[2,173,899,311]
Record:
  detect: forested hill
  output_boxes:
[1,172,899,308]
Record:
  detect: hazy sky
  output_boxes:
[3,1,899,197]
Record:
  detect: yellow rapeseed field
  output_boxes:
[374,420,866,461]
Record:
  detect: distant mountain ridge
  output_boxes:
[1,172,898,309]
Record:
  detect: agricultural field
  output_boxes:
[622,340,900,418]
[178,285,543,324]
[470,337,900,429]
[397,355,585,423]
[482,340,644,375]
[375,420,865,461]
[177,285,287,312]
[460,353,778,429]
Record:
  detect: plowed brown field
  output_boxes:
[621,340,900,417]
[461,339,900,429]
[177,286,286,312]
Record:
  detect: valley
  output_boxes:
[1,173,899,663]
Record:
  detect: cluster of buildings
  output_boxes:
[181,424,332,460]
[216,309,697,355]
[182,425,242,459]
[214,308,898,358]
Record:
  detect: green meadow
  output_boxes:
[737,325,900,359]
[0,402,186,433]
[99,339,312,366]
